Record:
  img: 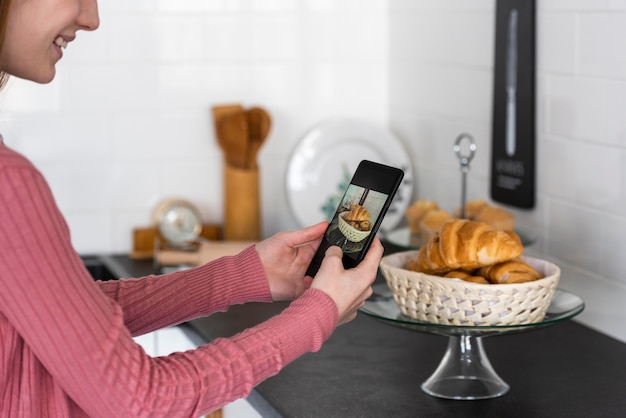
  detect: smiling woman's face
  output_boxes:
[0,0,99,84]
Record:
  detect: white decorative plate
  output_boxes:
[286,119,413,233]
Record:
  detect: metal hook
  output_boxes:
[453,133,476,172]
[453,133,477,219]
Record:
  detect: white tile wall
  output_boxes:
[0,0,388,255]
[390,0,626,342]
[1,0,625,343]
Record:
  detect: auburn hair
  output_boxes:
[0,0,12,88]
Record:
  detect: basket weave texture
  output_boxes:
[337,212,371,243]
[381,251,560,326]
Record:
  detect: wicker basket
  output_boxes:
[337,212,371,243]
[380,251,560,326]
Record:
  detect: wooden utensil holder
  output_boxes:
[224,164,261,241]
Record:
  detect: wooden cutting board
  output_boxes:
[156,240,256,266]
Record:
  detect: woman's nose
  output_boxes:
[78,0,100,31]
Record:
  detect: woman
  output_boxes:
[0,0,383,416]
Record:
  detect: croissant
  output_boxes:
[441,270,489,285]
[405,199,438,233]
[476,258,542,284]
[415,219,523,274]
[419,209,453,242]
[473,205,515,231]
[456,199,488,219]
[344,205,370,222]
[406,199,438,219]
[455,199,516,231]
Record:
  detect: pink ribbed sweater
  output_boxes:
[0,141,338,417]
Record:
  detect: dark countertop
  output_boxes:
[98,248,626,418]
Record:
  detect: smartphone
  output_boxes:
[305,160,404,277]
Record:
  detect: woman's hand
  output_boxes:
[254,222,328,301]
[311,237,384,326]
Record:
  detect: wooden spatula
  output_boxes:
[245,107,271,169]
[212,104,244,167]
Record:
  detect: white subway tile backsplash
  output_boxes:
[39,163,116,211]
[8,114,112,163]
[548,75,607,142]
[62,30,109,65]
[608,0,626,10]
[0,1,387,253]
[43,162,158,213]
[249,0,297,12]
[300,14,384,61]
[600,214,626,286]
[540,136,579,199]
[156,0,242,13]
[536,73,549,135]
[1,78,62,113]
[64,65,160,112]
[579,13,626,79]
[547,200,603,272]
[573,143,624,212]
[540,136,624,213]
[158,64,248,109]
[537,13,576,74]
[109,164,162,210]
[305,0,386,13]
[389,11,493,67]
[389,0,493,13]
[397,13,493,67]
[100,0,156,13]
[605,80,626,146]
[249,64,302,107]
[153,16,207,63]
[110,16,160,63]
[64,211,114,254]
[511,195,547,250]
[249,16,299,61]
[557,263,626,343]
[158,157,224,221]
[539,0,608,11]
[260,156,300,234]
[305,64,336,103]
[111,110,216,162]
[411,65,492,123]
[203,16,254,61]
[112,210,155,253]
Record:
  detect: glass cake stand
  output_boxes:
[360,284,585,400]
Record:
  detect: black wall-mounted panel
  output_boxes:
[491,0,536,209]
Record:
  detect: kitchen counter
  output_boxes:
[100,248,626,418]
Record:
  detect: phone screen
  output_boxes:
[305,160,404,277]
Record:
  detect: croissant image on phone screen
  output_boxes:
[305,160,404,277]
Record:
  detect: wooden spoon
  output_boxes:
[212,104,243,166]
[216,108,249,169]
[245,107,271,169]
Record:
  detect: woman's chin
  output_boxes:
[21,65,57,84]
[1,63,56,84]
[35,70,56,84]
[13,71,55,84]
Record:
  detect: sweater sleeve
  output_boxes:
[0,150,339,417]
[96,246,274,336]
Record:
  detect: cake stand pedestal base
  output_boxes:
[421,334,509,400]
